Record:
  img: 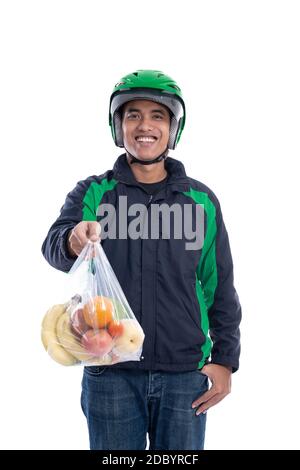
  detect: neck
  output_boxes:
[127,155,168,183]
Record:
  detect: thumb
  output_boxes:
[87,221,101,242]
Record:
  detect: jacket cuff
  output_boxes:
[210,353,240,373]
[58,226,77,271]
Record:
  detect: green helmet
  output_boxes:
[109,70,186,150]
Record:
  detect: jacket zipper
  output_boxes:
[147,194,153,207]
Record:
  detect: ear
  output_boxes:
[114,110,124,147]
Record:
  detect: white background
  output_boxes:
[0,0,299,450]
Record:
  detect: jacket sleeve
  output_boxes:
[41,177,97,273]
[199,199,242,373]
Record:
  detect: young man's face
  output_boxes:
[122,99,170,161]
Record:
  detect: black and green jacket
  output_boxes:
[42,153,241,372]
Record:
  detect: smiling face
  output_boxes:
[121,99,170,161]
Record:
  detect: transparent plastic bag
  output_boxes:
[41,241,145,366]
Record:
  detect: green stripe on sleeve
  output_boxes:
[82,178,118,221]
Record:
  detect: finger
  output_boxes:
[67,230,80,256]
[87,222,101,242]
[70,242,84,257]
[71,228,82,243]
[196,393,226,415]
[71,232,85,252]
[73,224,91,246]
[192,387,218,409]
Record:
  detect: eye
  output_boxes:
[127,113,139,119]
[153,114,163,119]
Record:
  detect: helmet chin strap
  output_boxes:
[125,146,169,165]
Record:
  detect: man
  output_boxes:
[42,69,241,450]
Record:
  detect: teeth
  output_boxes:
[136,137,156,142]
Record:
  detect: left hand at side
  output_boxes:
[192,364,232,415]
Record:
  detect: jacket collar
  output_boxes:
[112,153,190,191]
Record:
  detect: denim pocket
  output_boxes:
[84,366,107,376]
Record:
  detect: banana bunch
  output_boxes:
[41,302,95,366]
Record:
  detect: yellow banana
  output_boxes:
[41,303,78,366]
[41,303,67,347]
[45,335,78,366]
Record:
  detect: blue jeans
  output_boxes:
[81,367,208,450]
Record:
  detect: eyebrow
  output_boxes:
[125,107,166,115]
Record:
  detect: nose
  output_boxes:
[136,116,154,132]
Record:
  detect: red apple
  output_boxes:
[81,329,114,357]
[107,320,124,339]
[71,308,89,338]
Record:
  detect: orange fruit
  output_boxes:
[107,320,124,338]
[83,296,114,329]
